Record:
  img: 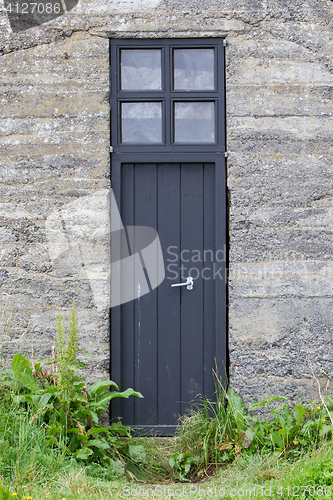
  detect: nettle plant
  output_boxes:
[2,301,143,468]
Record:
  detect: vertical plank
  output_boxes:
[180,163,204,414]
[215,158,228,385]
[110,159,122,420]
[157,163,181,425]
[120,164,136,424]
[203,163,216,397]
[134,163,158,425]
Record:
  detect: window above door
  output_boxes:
[110,39,225,153]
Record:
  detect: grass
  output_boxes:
[1,381,333,499]
[2,444,333,499]
[1,304,333,499]
[0,401,74,491]
[123,437,175,482]
[0,392,333,500]
[2,376,333,499]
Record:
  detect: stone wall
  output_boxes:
[0,30,110,381]
[226,3,333,403]
[0,0,333,400]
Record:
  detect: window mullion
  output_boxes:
[164,45,171,147]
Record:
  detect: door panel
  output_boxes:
[112,162,220,429]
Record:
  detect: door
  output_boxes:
[110,39,227,434]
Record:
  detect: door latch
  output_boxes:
[171,276,194,290]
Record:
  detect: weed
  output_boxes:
[0,300,17,368]
[175,370,333,481]
[55,300,80,405]
[0,301,144,478]
[169,451,199,481]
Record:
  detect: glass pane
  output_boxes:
[174,49,215,90]
[121,49,162,90]
[174,102,215,143]
[121,102,162,143]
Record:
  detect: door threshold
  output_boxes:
[129,425,177,437]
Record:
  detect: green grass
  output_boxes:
[2,379,333,499]
[2,330,333,499]
[2,381,333,499]
[122,437,175,482]
[1,428,333,499]
[0,401,75,491]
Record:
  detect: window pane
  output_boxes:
[174,102,215,143]
[121,102,162,143]
[121,49,162,90]
[174,49,215,90]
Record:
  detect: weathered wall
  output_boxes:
[0,0,333,401]
[226,4,333,403]
[0,30,110,381]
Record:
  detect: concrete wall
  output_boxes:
[0,31,110,381]
[0,0,333,400]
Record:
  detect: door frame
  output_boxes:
[109,37,228,433]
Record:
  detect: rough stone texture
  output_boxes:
[0,0,333,404]
[0,31,110,383]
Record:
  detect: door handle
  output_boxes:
[171,276,194,290]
